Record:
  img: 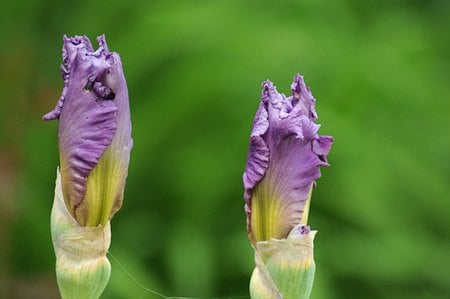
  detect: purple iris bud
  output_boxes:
[243,74,333,244]
[44,35,132,227]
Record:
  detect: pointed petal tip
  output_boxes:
[290,73,319,120]
[262,79,276,92]
[261,80,278,105]
[262,80,274,88]
[291,73,304,95]
[293,73,304,83]
[96,34,109,53]
[97,34,106,42]
[42,111,57,121]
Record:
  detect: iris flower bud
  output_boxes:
[243,75,332,298]
[44,35,132,299]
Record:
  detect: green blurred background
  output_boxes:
[0,0,449,298]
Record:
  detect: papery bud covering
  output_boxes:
[51,169,111,299]
[250,226,316,299]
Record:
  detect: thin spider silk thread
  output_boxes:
[107,251,249,299]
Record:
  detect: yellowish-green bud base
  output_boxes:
[251,184,314,243]
[250,227,316,299]
[85,143,127,227]
[51,169,112,299]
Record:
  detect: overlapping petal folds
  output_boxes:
[243,74,333,244]
[44,35,132,226]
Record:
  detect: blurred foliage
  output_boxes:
[0,0,449,298]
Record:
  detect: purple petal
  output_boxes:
[291,73,318,121]
[243,101,270,198]
[243,74,333,243]
[313,135,333,164]
[44,35,132,225]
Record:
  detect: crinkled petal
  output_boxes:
[243,75,333,244]
[243,101,270,194]
[291,73,318,121]
[43,35,94,121]
[243,100,270,234]
[313,135,333,164]
[243,136,270,199]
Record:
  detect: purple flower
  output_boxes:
[243,74,332,244]
[44,35,132,227]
